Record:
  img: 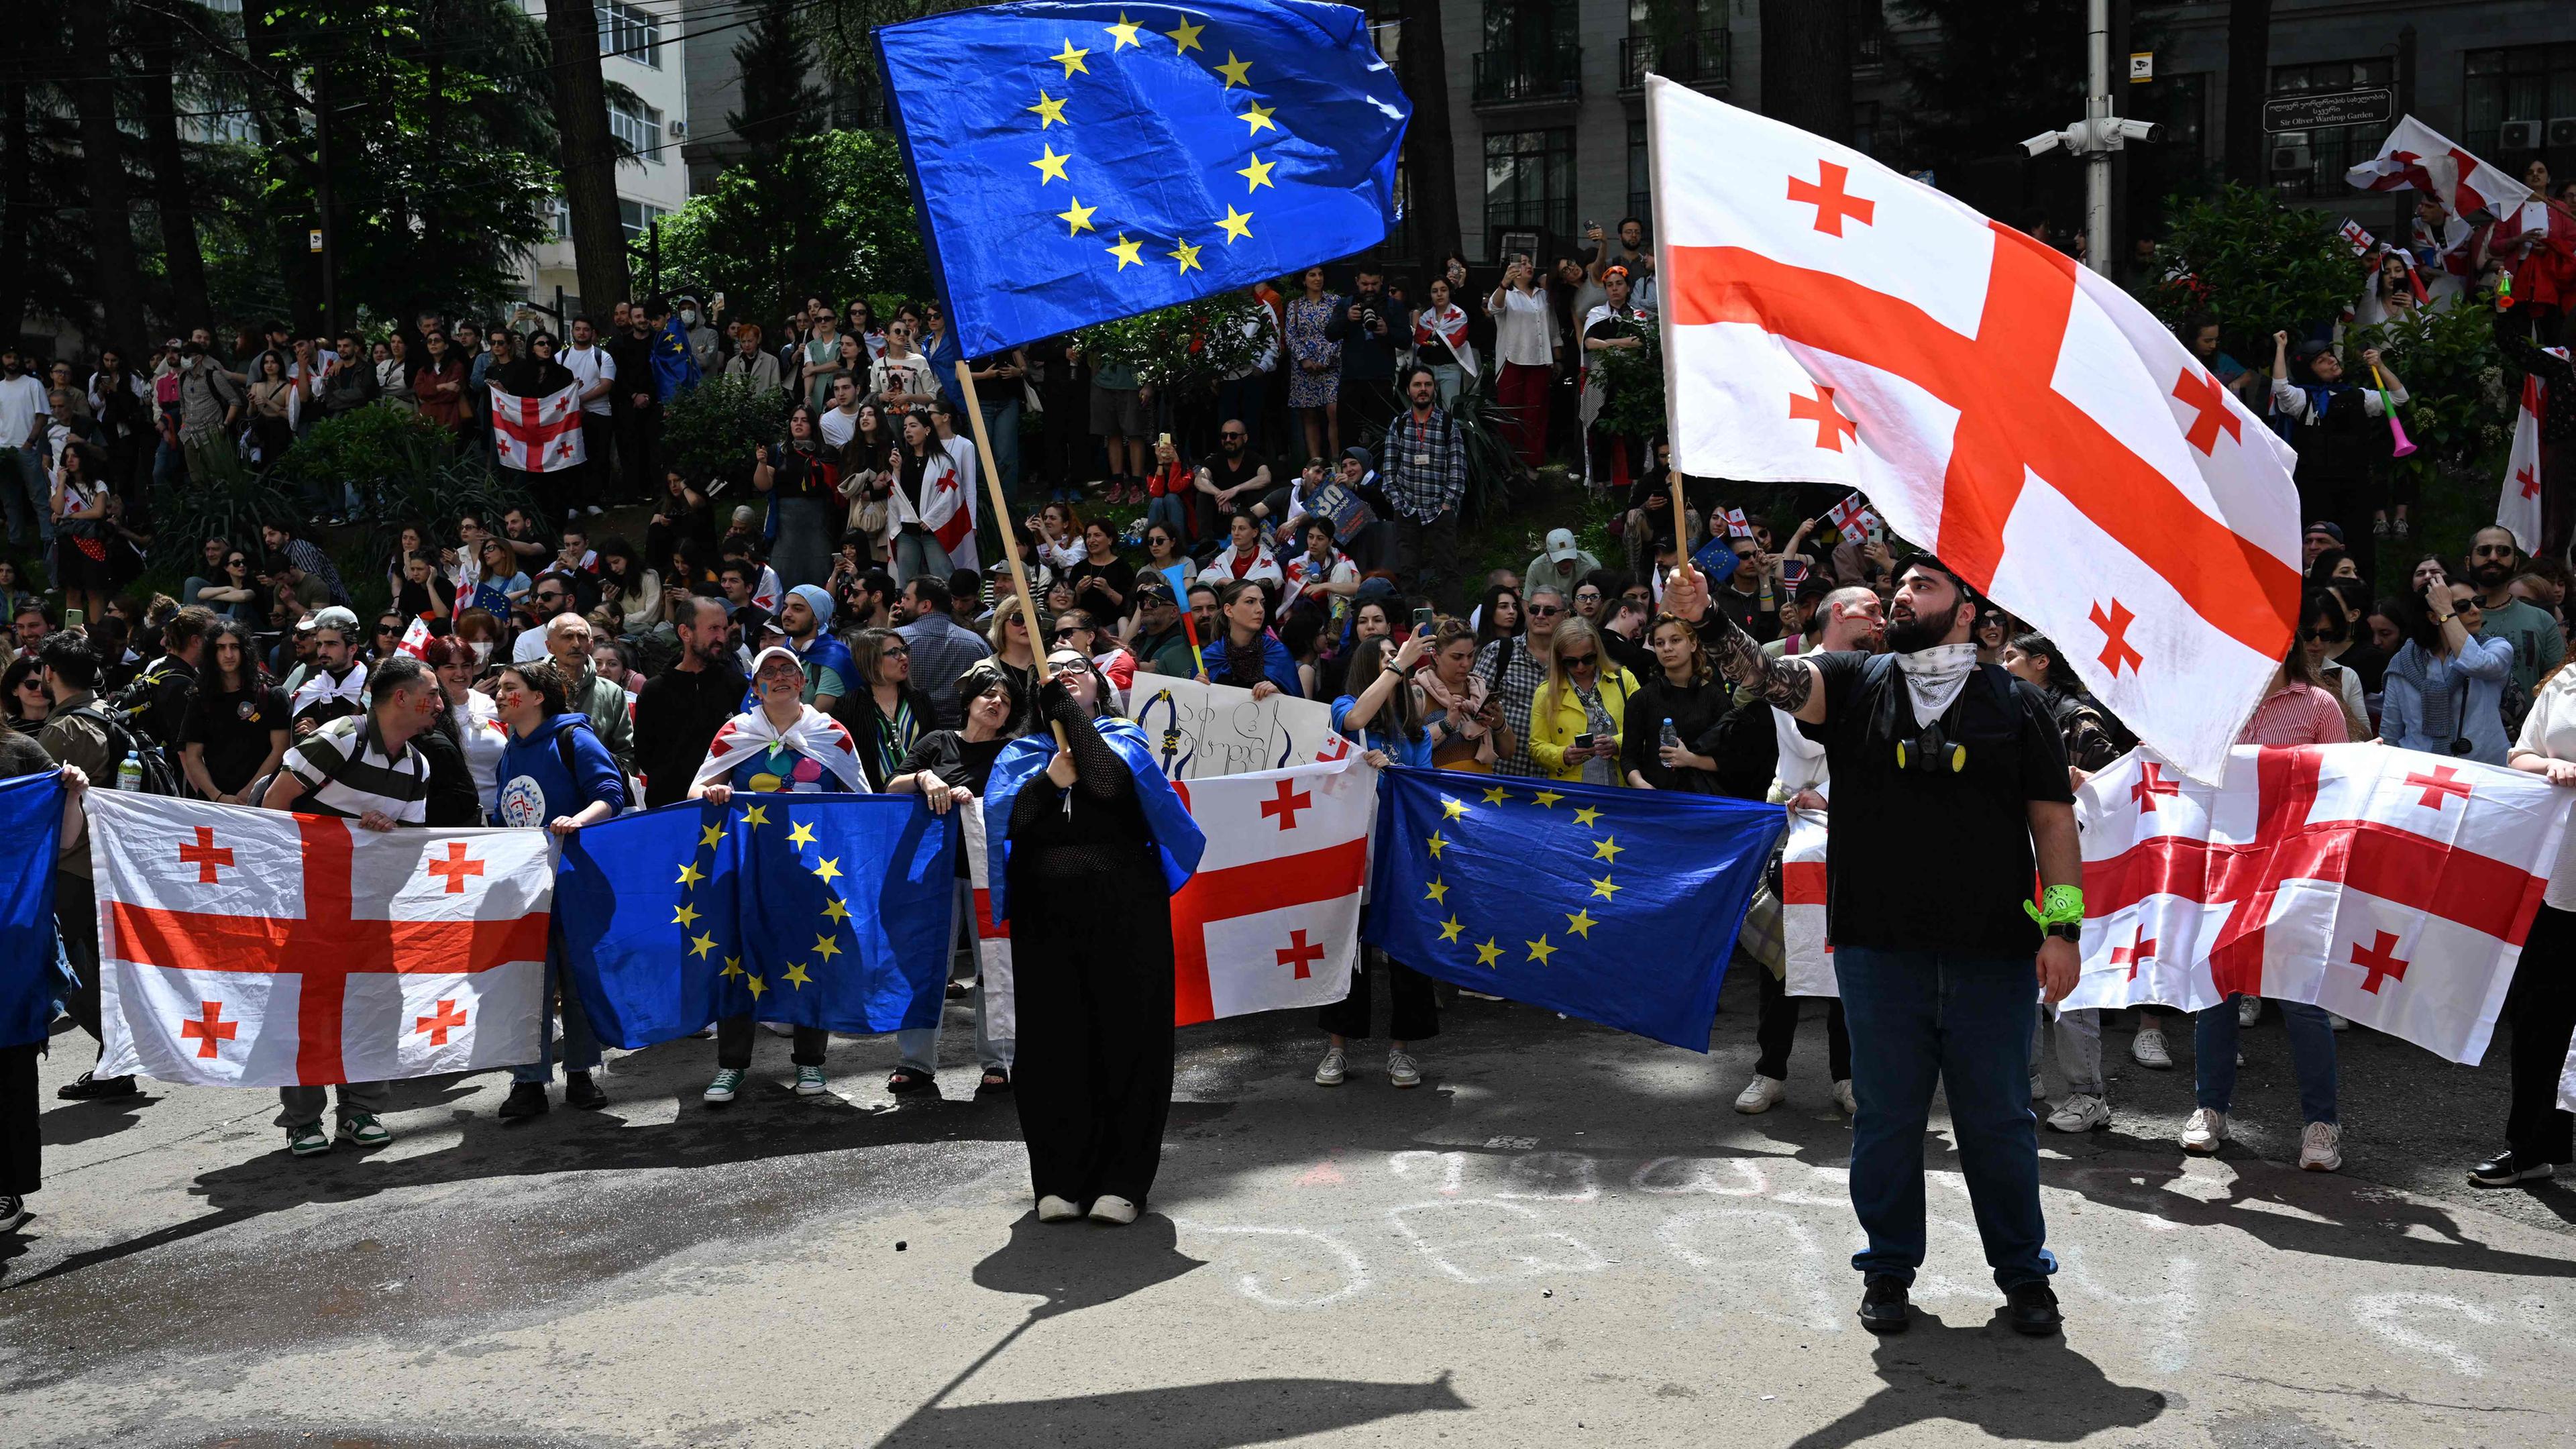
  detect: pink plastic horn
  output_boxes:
[2371,363,2417,458]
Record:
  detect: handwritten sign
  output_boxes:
[1125,675,1341,780]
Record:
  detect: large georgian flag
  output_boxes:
[2065,746,2573,1065]
[490,382,586,472]
[1167,756,1373,1024]
[2345,115,2534,225]
[1645,77,2302,781]
[91,794,553,1087]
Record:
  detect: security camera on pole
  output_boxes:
[2019,0,2163,275]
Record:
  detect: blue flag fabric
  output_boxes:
[875,1,1411,356]
[556,796,955,1049]
[651,315,701,403]
[1364,768,1786,1051]
[983,717,1206,921]
[0,771,63,1051]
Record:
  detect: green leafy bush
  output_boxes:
[1592,315,1666,443]
[270,405,462,502]
[661,373,793,492]
[2140,183,2362,359]
[1076,294,1273,391]
[2349,301,2512,536]
[149,448,303,575]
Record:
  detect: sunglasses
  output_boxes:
[1562,653,1599,667]
[1527,604,1563,616]
[881,645,910,658]
[1221,430,1246,439]
[376,626,400,637]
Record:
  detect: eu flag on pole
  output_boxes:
[556,798,955,1049]
[1364,769,1786,1051]
[0,771,64,1050]
[875,1,1411,356]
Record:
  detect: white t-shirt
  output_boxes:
[1485,288,1556,370]
[0,374,46,447]
[561,343,616,417]
[819,405,861,449]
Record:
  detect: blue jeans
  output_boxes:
[513,952,602,1085]
[2195,995,2338,1124]
[1836,945,2054,1291]
[3,445,48,547]
[978,396,1022,503]
[1145,492,1188,539]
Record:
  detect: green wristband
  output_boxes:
[2024,885,2084,928]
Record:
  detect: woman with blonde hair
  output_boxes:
[1526,616,1638,786]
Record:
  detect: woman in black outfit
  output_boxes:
[1621,614,1729,793]
[180,620,291,802]
[883,659,1022,1095]
[987,657,1203,1226]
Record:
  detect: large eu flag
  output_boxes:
[1364,769,1786,1051]
[556,797,956,1049]
[875,1,1411,356]
[0,771,64,1050]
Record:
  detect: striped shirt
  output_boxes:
[281,714,429,824]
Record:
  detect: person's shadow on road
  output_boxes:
[1786,1310,2171,1449]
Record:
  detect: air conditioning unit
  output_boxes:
[2500,119,2542,151]
[2269,144,2312,174]
[668,119,688,140]
[2550,116,2576,148]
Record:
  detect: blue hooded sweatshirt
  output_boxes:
[492,712,626,827]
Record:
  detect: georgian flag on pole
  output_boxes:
[1646,78,2302,782]
[490,382,587,473]
[2065,746,2573,1065]
[2500,355,2563,555]
[2346,115,2534,225]
[918,449,981,575]
[89,794,553,1087]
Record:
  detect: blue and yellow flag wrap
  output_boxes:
[1364,769,1787,1051]
[875,0,1411,356]
[0,771,64,1050]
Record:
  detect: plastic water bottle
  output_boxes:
[1660,721,1682,753]
[115,751,143,792]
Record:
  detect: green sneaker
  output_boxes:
[335,1114,392,1148]
[794,1065,830,1097]
[286,1121,331,1157]
[704,1067,746,1104]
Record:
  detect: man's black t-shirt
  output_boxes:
[1802,652,2072,955]
[1199,451,1268,509]
[182,683,289,797]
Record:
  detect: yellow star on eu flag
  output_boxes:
[1032,144,1071,184]
[812,856,843,883]
[1440,795,1467,820]
[1214,50,1252,87]
[1105,13,1142,49]
[688,932,718,959]
[672,902,702,928]
[1475,938,1504,968]
[1426,830,1446,858]
[1590,874,1621,901]
[783,961,813,989]
[1165,17,1203,52]
[1573,806,1602,828]
[822,898,850,925]
[700,824,722,849]
[1170,237,1203,274]
[745,973,767,1000]
[1564,908,1598,938]
[1439,916,1464,943]
[1482,784,1510,805]
[1532,790,1564,809]
[741,804,769,827]
[1051,40,1090,76]
[1424,877,1448,904]
[1593,837,1623,863]
[786,820,816,847]
[812,934,843,961]
[1237,153,1275,191]
[720,955,744,979]
[676,861,705,888]
[1058,195,1097,235]
[1217,205,1254,243]
[1106,233,1144,269]
[1238,102,1276,136]
[1526,935,1558,966]
[1028,89,1068,127]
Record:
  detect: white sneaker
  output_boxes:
[2130,1026,2173,1069]
[2237,996,2261,1028]
[1733,1074,1786,1114]
[2300,1121,2343,1172]
[1036,1194,1082,1222]
[2047,1094,2112,1132]
[2326,1012,2351,1032]
[1313,1046,1347,1086]
[1089,1193,1140,1225]
[1386,1051,1422,1089]
[2030,1073,2046,1102]
[1831,1079,1858,1116]
[2182,1107,2228,1154]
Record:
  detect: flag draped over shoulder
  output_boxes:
[1364,769,1784,1051]
[556,796,955,1049]
[0,771,64,1051]
[874,0,1411,356]
[1646,76,2300,784]
[983,718,1206,922]
[2068,746,2572,1065]
[490,382,586,472]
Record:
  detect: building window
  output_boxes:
[619,199,668,242]
[598,1,661,68]
[1485,127,1575,243]
[2465,43,2576,158]
[610,98,663,166]
[1851,101,1880,157]
[1627,119,1650,229]
[552,197,572,241]
[2267,58,2394,200]
[1474,0,1581,105]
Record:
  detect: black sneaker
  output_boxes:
[2006,1281,2063,1336]
[0,1193,29,1234]
[2469,1148,2557,1187]
[56,1070,138,1102]
[1859,1275,1911,1334]
[497,1081,550,1119]
[564,1071,608,1109]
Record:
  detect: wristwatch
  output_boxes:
[2044,922,2082,943]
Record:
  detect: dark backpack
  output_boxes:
[99,657,195,748]
[63,704,184,796]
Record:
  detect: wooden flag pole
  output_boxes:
[953,360,1068,751]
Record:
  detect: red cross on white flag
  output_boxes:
[490,382,588,473]
[2498,356,2562,555]
[1646,77,2302,782]
[2345,115,2534,225]
[2067,745,2573,1065]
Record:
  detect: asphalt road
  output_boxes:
[5,969,2573,1448]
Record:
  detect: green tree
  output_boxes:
[651,129,929,332]
[2141,182,2357,359]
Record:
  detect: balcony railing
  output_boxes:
[1473,48,1583,107]
[1485,198,1576,244]
[1619,28,1729,93]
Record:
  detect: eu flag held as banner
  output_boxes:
[875,1,1411,356]
[1364,769,1786,1051]
[0,770,64,1051]
[555,798,955,1049]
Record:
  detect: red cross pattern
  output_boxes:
[177,826,235,885]
[2090,599,2145,678]
[1259,780,1313,830]
[1169,787,1368,1026]
[496,386,583,470]
[1785,161,1875,237]
[1789,385,1859,451]
[2347,930,2410,994]
[2130,760,2181,814]
[2404,765,2473,812]
[2111,928,2157,981]
[1667,219,2301,659]
[415,998,469,1046]
[2169,368,2242,456]
[2087,747,2542,1004]
[180,1000,237,1059]
[1276,928,1327,980]
[2518,464,2542,500]
[111,817,547,1084]
[427,841,486,894]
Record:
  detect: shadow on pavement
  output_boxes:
[1784,1310,2170,1449]
[879,1372,1471,1448]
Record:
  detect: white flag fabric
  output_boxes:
[90,794,554,1087]
[2500,356,2563,555]
[1646,76,2302,782]
[1169,755,1372,1024]
[2345,115,2534,224]
[2067,746,2571,1065]
[1780,808,1835,999]
[957,798,1015,1046]
[490,382,587,473]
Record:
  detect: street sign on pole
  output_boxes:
[2263,87,2395,132]
[2129,52,2152,83]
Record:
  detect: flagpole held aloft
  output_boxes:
[954,359,1069,757]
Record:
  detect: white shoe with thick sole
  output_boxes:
[2237,996,2262,1028]
[1831,1079,1858,1116]
[1313,1047,1346,1086]
[2300,1121,2344,1172]
[1036,1195,1082,1222]
[2130,1026,2173,1069]
[2046,1094,2112,1133]
[2182,1107,2228,1154]
[1088,1194,1140,1225]
[1733,1075,1786,1114]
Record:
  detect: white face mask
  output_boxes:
[470,639,492,663]
[681,309,699,326]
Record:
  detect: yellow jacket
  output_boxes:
[1526,666,1640,782]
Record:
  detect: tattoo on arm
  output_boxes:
[1708,609,1813,710]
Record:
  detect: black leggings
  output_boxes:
[1318,948,1440,1042]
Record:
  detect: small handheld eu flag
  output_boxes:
[875,1,1411,356]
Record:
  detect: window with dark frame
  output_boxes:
[1485,127,1576,241]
